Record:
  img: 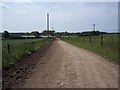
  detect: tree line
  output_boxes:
[2,30,55,39]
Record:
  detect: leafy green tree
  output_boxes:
[31,31,40,37]
[3,31,10,38]
[43,30,55,36]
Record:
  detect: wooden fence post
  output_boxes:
[83,34,85,42]
[7,44,10,54]
[89,33,91,43]
[100,33,103,46]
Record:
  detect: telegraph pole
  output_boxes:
[93,24,96,31]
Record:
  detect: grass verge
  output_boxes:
[61,35,119,64]
[2,38,51,69]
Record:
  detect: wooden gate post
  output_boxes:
[7,44,10,54]
[89,33,91,43]
[101,33,103,46]
[83,34,85,42]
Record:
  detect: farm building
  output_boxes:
[21,35,36,39]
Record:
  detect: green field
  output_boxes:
[2,39,42,46]
[2,38,51,69]
[61,34,119,64]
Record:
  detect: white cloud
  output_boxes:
[15,10,29,14]
[2,0,120,2]
[66,18,71,22]
[13,0,32,2]
[0,2,9,9]
[4,0,33,5]
[17,0,32,4]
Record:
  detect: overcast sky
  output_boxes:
[0,1,118,33]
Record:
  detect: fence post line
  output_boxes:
[101,33,103,46]
[7,44,10,54]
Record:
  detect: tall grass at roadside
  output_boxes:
[61,34,119,64]
[2,38,51,69]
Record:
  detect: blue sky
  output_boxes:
[0,1,118,33]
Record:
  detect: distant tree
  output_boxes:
[55,32,61,38]
[3,31,10,38]
[50,30,55,36]
[65,31,68,36]
[43,30,55,36]
[31,31,40,37]
[25,32,30,35]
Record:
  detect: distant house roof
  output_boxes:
[40,35,54,38]
[21,35,36,38]
[39,35,48,38]
[48,35,54,37]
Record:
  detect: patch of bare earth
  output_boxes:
[2,41,53,89]
[21,39,118,88]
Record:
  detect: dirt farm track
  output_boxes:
[3,38,118,88]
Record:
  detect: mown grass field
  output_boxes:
[2,38,51,69]
[61,34,119,64]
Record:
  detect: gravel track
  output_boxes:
[22,38,118,88]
